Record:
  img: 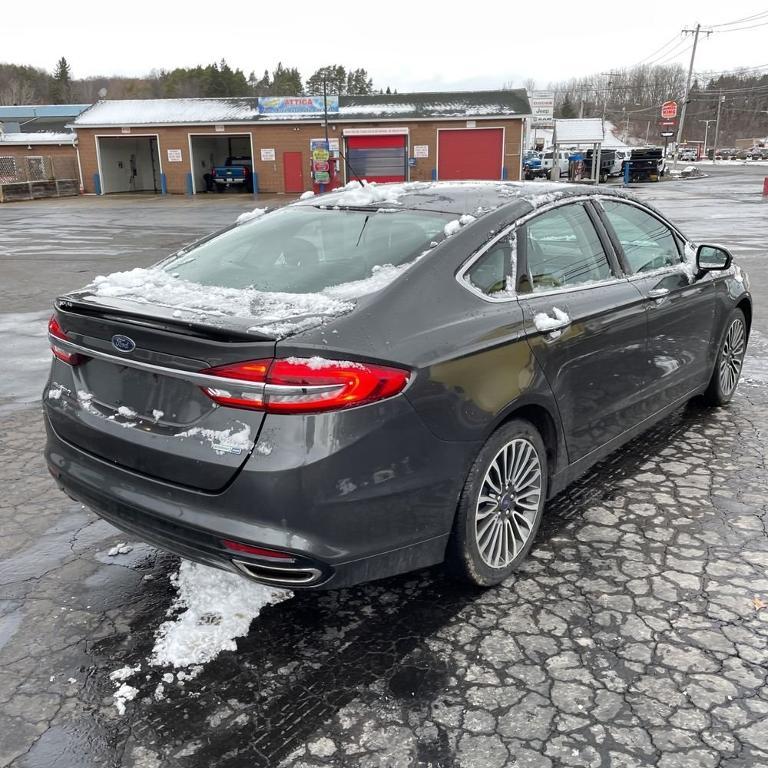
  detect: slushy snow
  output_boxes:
[236,207,267,224]
[86,268,355,338]
[533,307,570,332]
[150,560,292,668]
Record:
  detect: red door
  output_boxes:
[346,135,406,183]
[438,128,504,180]
[283,152,305,193]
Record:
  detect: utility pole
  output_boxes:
[601,72,621,124]
[673,24,712,170]
[712,92,725,163]
[699,118,716,159]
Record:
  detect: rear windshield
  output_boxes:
[163,206,451,293]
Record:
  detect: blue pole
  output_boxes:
[185,173,193,196]
[431,168,437,181]
[251,172,259,195]
[92,173,101,195]
[502,166,508,180]
[160,173,168,195]
[623,161,631,187]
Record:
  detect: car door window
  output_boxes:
[466,234,515,296]
[518,203,613,293]
[600,200,682,274]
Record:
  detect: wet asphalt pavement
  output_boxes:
[1,169,767,767]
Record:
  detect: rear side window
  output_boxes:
[466,235,515,297]
[518,203,613,293]
[600,200,681,274]
[163,207,450,293]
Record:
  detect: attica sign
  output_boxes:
[258,96,340,115]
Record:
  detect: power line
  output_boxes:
[633,34,684,67]
[653,41,695,67]
[714,20,768,33]
[708,10,768,28]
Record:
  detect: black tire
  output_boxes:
[703,308,747,406]
[446,419,548,587]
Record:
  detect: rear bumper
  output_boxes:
[44,402,474,589]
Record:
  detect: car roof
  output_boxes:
[293,180,628,216]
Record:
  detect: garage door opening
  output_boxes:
[438,128,504,180]
[189,134,253,194]
[345,134,407,183]
[97,136,161,194]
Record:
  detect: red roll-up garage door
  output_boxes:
[345,134,407,183]
[438,128,504,180]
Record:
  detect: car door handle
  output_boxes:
[648,288,670,300]
[533,308,571,338]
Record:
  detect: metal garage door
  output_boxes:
[438,128,504,180]
[345,135,406,183]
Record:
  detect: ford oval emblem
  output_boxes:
[111,334,136,353]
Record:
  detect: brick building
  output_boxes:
[72,90,531,196]
[0,132,80,202]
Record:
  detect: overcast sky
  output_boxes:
[5,1,768,91]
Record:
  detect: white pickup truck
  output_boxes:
[540,150,571,178]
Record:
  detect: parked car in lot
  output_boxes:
[523,151,545,180]
[211,156,253,192]
[44,182,752,589]
[679,148,698,162]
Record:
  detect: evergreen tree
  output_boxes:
[50,57,72,103]
[270,63,302,95]
[305,65,346,95]
[558,92,577,119]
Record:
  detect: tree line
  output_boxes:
[548,63,767,145]
[0,58,383,106]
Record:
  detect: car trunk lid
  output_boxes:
[46,297,276,492]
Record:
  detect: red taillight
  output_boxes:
[200,357,410,414]
[48,315,81,365]
[221,539,294,561]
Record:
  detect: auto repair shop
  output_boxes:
[72,90,531,195]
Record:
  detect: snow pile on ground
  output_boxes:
[236,207,267,224]
[533,307,570,332]
[150,560,292,668]
[109,665,141,714]
[299,190,315,200]
[108,543,133,556]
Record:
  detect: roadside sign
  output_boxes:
[661,101,678,120]
[530,91,555,128]
[660,131,675,138]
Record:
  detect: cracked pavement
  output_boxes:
[1,171,767,767]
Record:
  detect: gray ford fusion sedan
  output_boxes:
[44,181,752,589]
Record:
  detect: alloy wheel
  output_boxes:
[475,438,542,569]
[718,318,746,396]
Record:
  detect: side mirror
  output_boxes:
[696,244,732,273]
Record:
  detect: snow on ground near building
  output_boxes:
[150,560,292,668]
[0,311,52,414]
